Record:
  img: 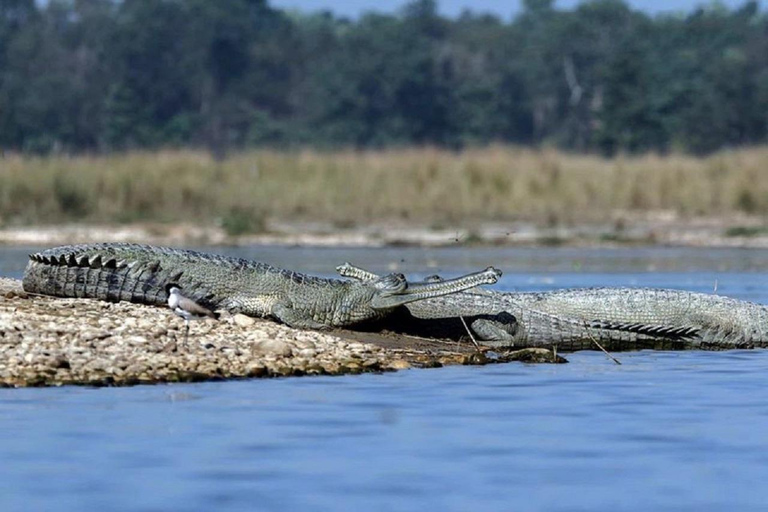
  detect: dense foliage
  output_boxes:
[0,0,766,155]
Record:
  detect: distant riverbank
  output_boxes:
[1,147,767,243]
[2,215,768,249]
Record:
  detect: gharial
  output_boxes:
[23,243,768,353]
[336,263,768,351]
[21,243,501,330]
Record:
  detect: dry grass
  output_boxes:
[1,146,767,231]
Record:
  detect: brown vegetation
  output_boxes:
[1,147,767,232]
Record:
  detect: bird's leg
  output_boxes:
[184,319,190,344]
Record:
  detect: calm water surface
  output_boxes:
[2,245,768,511]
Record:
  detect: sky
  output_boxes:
[270,0,757,19]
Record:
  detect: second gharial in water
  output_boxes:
[337,262,768,351]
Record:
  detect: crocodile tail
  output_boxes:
[22,249,186,307]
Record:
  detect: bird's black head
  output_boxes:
[165,282,182,293]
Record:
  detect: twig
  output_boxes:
[405,333,447,343]
[12,290,53,299]
[585,325,622,365]
[459,316,481,351]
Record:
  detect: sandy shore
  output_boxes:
[1,214,768,248]
[0,278,563,388]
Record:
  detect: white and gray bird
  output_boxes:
[165,284,218,341]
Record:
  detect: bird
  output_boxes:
[165,283,218,341]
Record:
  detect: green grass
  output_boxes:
[724,226,768,237]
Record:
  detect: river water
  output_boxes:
[2,245,768,511]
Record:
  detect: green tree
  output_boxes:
[103,0,196,149]
[0,0,767,154]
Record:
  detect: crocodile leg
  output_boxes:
[272,302,329,329]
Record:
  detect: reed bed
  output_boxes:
[1,146,767,231]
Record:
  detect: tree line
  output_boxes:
[1,0,766,156]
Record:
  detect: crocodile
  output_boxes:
[21,243,501,330]
[336,263,768,351]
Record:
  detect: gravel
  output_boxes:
[0,277,563,387]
